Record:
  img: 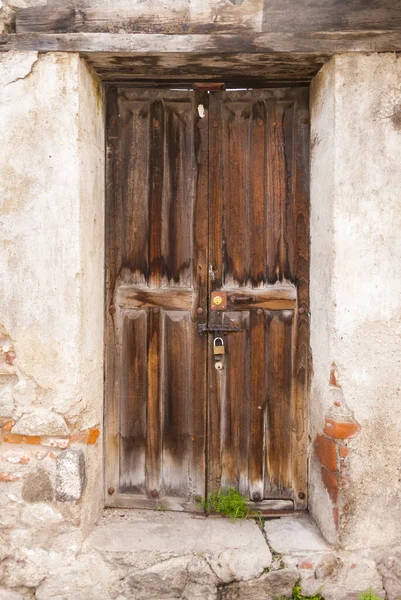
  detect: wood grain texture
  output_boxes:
[14,0,401,37]
[106,86,309,510]
[207,88,309,505]
[105,88,208,509]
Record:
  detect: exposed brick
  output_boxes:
[4,433,22,444]
[321,467,339,504]
[0,472,20,482]
[4,420,14,432]
[4,434,41,444]
[324,418,361,440]
[299,560,313,569]
[24,436,41,445]
[87,427,100,444]
[329,364,339,387]
[314,434,337,472]
[339,445,348,458]
[70,431,87,443]
[5,350,16,365]
[332,507,339,530]
[70,426,100,445]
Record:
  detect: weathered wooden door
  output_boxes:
[105,87,309,511]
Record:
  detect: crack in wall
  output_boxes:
[4,53,40,87]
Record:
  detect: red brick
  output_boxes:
[0,472,20,482]
[70,431,87,443]
[299,560,313,569]
[339,445,348,458]
[332,507,339,529]
[321,467,339,504]
[4,434,22,444]
[329,364,339,387]
[315,434,337,472]
[87,427,100,445]
[324,418,361,440]
[24,436,41,445]
[5,350,16,365]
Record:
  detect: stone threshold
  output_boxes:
[69,509,386,600]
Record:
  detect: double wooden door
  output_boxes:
[105,86,309,511]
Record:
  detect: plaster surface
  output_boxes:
[0,50,105,542]
[310,53,401,549]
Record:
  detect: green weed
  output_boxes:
[198,488,249,521]
[278,581,324,600]
[358,591,381,600]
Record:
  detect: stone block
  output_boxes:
[0,384,14,417]
[12,409,69,437]
[222,567,299,599]
[22,467,54,503]
[264,514,331,553]
[56,449,86,502]
[126,556,217,600]
[20,503,63,527]
[0,590,29,600]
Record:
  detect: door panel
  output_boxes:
[105,88,208,510]
[207,88,309,509]
[105,86,309,511]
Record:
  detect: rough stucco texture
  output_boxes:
[0,51,105,537]
[310,53,401,549]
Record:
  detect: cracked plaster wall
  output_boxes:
[310,53,401,549]
[0,50,105,540]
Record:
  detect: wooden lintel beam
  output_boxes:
[1,32,401,55]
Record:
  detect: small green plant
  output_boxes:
[358,591,381,600]
[198,488,249,520]
[277,581,324,600]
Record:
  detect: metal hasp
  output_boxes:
[197,322,241,334]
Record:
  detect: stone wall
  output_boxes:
[310,53,401,549]
[0,49,105,568]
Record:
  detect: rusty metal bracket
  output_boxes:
[197,323,241,335]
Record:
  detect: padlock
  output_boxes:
[213,337,225,361]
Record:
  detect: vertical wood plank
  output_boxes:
[146,308,162,495]
[250,100,267,286]
[148,98,164,288]
[265,310,293,498]
[248,309,266,502]
[222,99,251,286]
[221,313,249,493]
[104,86,122,503]
[292,89,310,509]
[266,102,289,283]
[121,98,150,284]
[208,92,223,293]
[120,311,147,493]
[190,90,208,499]
[163,313,191,496]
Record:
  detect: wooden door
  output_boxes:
[105,86,309,511]
[207,89,309,510]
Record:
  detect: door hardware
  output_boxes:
[213,337,225,360]
[230,294,256,303]
[197,323,241,334]
[211,291,227,311]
